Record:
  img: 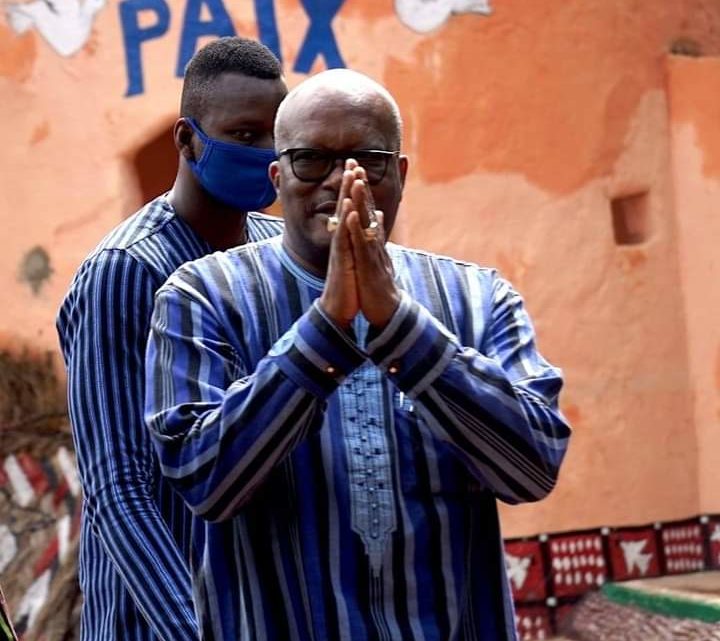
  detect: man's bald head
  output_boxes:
[275,69,403,151]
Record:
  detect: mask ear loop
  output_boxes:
[185,117,206,141]
[183,118,211,173]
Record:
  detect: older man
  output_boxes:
[145,69,571,641]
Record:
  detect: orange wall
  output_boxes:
[667,55,720,517]
[1,0,719,537]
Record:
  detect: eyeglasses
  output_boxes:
[278,148,400,185]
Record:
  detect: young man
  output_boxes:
[57,37,286,641]
[145,69,571,640]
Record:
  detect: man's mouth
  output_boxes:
[312,201,338,216]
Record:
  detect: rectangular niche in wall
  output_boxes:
[610,191,650,245]
[129,119,177,216]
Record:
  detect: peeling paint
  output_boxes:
[0,23,36,82]
[563,404,582,427]
[30,121,50,146]
[52,197,116,237]
[385,1,720,193]
[667,56,720,179]
[619,249,648,272]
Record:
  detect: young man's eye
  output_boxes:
[232,130,257,143]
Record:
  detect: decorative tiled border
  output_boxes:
[506,514,720,640]
[1,450,80,637]
[5,453,720,640]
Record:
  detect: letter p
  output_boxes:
[120,0,171,97]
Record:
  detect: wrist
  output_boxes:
[318,295,353,330]
[368,291,401,330]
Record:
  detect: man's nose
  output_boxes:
[321,157,348,190]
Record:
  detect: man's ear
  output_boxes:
[398,155,409,190]
[269,161,281,191]
[173,118,195,161]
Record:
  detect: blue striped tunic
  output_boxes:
[56,196,283,641]
[145,236,571,641]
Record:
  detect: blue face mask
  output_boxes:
[186,118,277,212]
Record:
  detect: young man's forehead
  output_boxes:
[198,75,286,123]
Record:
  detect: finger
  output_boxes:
[334,170,355,219]
[339,197,353,229]
[354,166,377,213]
[349,166,377,218]
[349,179,367,228]
[322,199,357,328]
[372,210,386,244]
[352,165,366,182]
[346,210,369,258]
[366,190,377,223]
[350,179,379,230]
[348,209,392,272]
[327,199,354,279]
[347,212,390,297]
[354,175,377,230]
[347,209,382,260]
[328,170,355,232]
[332,198,353,248]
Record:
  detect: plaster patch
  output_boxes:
[18,246,52,294]
[0,22,36,81]
[495,249,529,288]
[385,2,717,193]
[618,249,648,273]
[667,56,720,179]
[30,121,50,145]
[563,404,582,427]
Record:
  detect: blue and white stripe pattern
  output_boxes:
[145,236,571,641]
[56,196,283,641]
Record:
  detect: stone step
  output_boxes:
[559,571,720,641]
[602,571,720,622]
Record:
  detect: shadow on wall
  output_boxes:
[128,121,177,214]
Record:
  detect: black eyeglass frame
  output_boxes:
[278,148,400,185]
